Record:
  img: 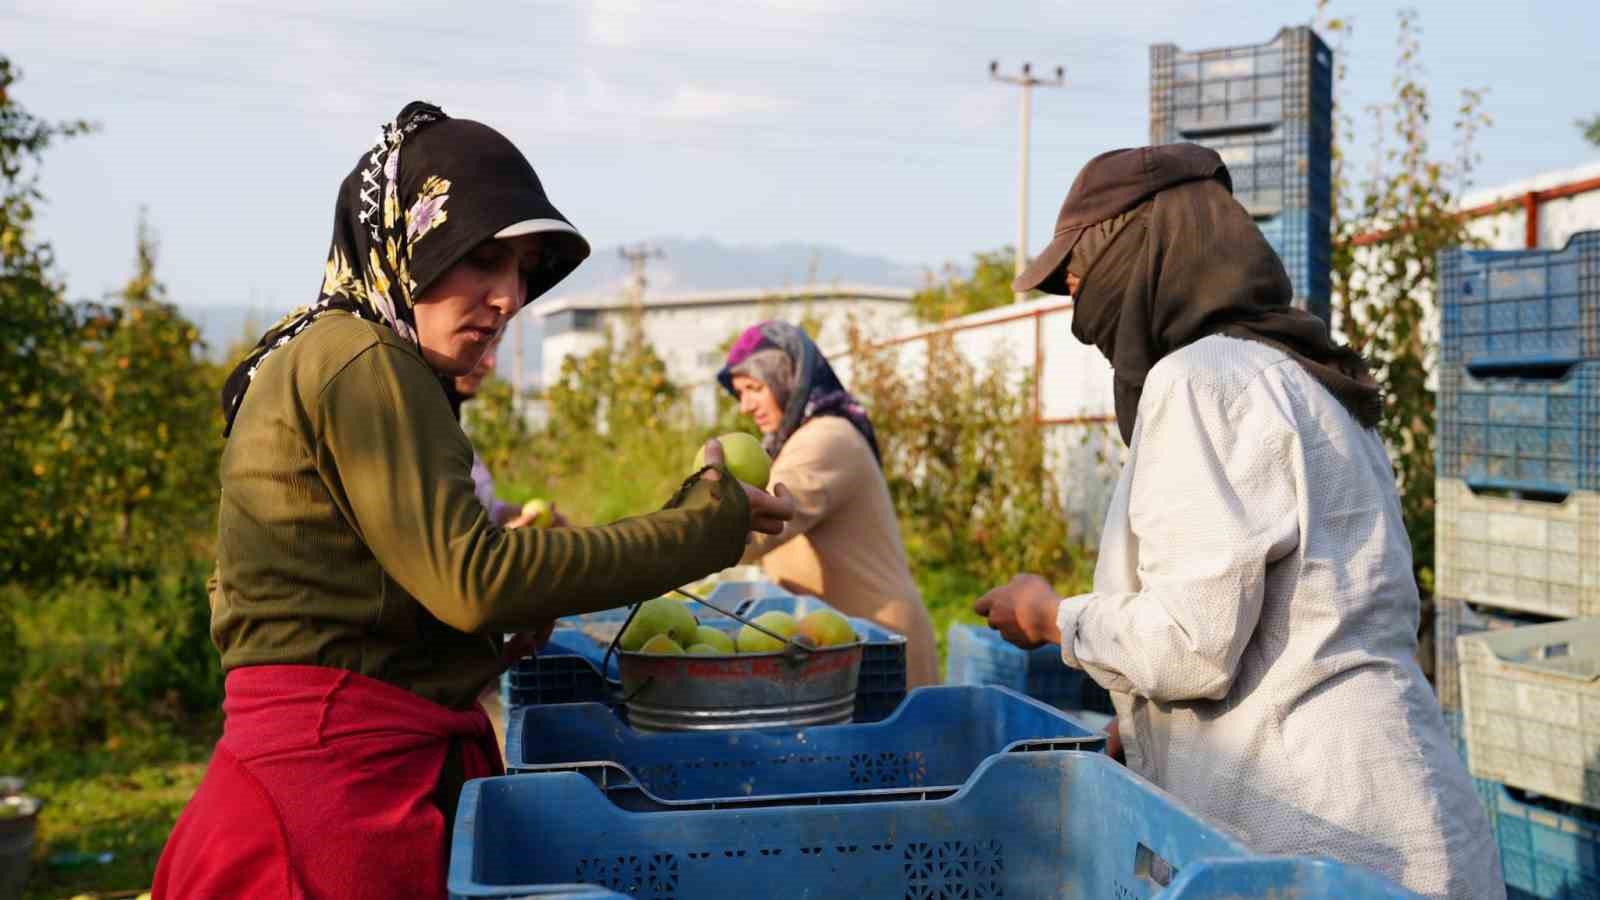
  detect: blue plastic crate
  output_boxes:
[1437,363,1600,495]
[1479,778,1600,900]
[1150,26,1332,324]
[1257,207,1332,322]
[512,587,909,722]
[946,623,1116,715]
[450,750,1418,899]
[504,685,1103,802]
[1149,26,1333,216]
[501,654,613,708]
[1440,231,1600,370]
[1160,859,1420,898]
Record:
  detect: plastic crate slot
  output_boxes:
[1465,360,1581,381]
[1136,842,1178,887]
[1177,119,1277,138]
[903,840,1004,899]
[1464,481,1571,504]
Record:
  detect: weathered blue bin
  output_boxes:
[505,685,1102,803]
[449,751,1417,899]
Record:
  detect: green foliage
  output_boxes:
[844,323,1090,594]
[491,320,705,524]
[12,747,212,900]
[1578,114,1600,149]
[79,213,222,570]
[1321,8,1490,590]
[542,324,681,453]
[2,60,217,583]
[0,56,96,582]
[1,563,222,766]
[911,247,1025,322]
[0,58,224,771]
[463,373,530,478]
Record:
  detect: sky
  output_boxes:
[6,0,1599,315]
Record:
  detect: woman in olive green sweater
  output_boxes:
[154,102,792,900]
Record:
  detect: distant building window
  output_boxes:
[544,309,599,336]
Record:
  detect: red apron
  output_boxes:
[152,665,502,899]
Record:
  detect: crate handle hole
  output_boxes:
[1134,843,1177,887]
[1538,642,1571,660]
[1464,359,1579,380]
[1464,482,1569,504]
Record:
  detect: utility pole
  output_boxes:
[990,61,1065,301]
[617,243,663,347]
[512,316,523,413]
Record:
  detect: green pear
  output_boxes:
[693,432,772,488]
[687,643,722,656]
[639,634,685,655]
[620,597,700,651]
[796,609,857,647]
[736,611,797,653]
[693,625,736,653]
[521,498,555,527]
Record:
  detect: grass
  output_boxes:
[915,563,990,680]
[5,726,215,900]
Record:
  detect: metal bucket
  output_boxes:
[0,794,40,900]
[618,641,863,733]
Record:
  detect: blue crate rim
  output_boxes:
[447,748,1422,899]
[504,730,1110,813]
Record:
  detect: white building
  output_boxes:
[535,284,917,423]
[1459,159,1600,252]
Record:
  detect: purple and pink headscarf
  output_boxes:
[717,321,881,464]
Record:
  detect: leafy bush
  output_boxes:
[473,324,706,526]
[845,324,1092,595]
[0,563,221,768]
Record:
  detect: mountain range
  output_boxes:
[182,237,930,365]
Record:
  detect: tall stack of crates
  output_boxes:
[1150,26,1333,323]
[1435,231,1600,899]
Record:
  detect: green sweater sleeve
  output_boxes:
[314,341,748,634]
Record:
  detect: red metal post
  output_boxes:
[1522,191,1539,249]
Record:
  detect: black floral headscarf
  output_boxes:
[220,101,590,434]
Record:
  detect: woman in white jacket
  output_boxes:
[975,143,1501,900]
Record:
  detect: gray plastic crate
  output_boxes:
[1433,596,1554,710]
[1459,618,1600,808]
[1435,478,1600,619]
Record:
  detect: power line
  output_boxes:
[6,8,1103,95]
[14,51,1106,160]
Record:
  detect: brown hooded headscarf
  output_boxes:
[1017,143,1381,445]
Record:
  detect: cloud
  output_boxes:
[660,85,782,121]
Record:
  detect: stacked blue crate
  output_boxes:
[945,624,1115,716]
[1439,232,1600,371]
[1151,26,1333,323]
[1435,230,1600,900]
